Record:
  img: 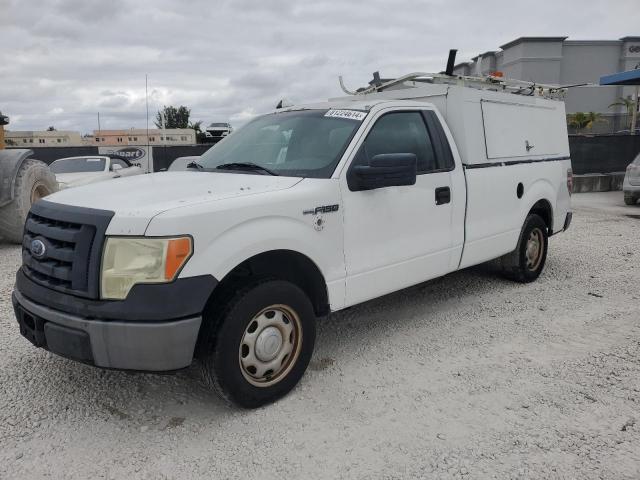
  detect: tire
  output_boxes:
[0,159,58,243]
[200,278,316,408]
[500,214,548,283]
[624,194,637,206]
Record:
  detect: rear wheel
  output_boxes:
[624,194,637,206]
[200,278,316,408]
[0,159,58,243]
[500,214,548,283]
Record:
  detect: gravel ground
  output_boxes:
[1,191,639,479]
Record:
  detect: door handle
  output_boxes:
[435,186,451,205]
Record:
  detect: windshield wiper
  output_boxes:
[215,162,278,176]
[186,160,204,170]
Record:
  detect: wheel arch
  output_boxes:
[528,198,553,233]
[195,249,329,359]
[521,178,555,234]
[208,249,329,318]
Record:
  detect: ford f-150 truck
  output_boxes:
[12,73,572,408]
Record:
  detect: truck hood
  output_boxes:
[45,172,303,235]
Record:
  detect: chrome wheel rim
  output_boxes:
[239,304,302,387]
[525,228,544,271]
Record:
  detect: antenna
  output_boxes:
[145,74,150,153]
[445,49,457,76]
[371,71,383,87]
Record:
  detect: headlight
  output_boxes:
[101,236,192,300]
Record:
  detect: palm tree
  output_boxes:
[188,120,203,133]
[608,96,635,128]
[567,112,605,134]
[188,121,204,144]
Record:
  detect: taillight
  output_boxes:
[567,168,573,195]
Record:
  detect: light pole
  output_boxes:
[631,63,639,135]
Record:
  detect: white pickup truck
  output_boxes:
[12,74,572,408]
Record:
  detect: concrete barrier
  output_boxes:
[573,172,626,193]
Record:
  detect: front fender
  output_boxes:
[146,177,346,308]
[181,215,340,282]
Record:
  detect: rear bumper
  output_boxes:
[13,289,201,371]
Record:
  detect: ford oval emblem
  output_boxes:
[30,239,46,259]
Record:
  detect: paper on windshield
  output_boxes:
[324,109,367,121]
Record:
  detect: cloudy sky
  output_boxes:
[0,0,637,133]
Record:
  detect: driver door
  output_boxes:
[340,109,458,306]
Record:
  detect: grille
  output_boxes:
[21,201,114,299]
[23,213,95,293]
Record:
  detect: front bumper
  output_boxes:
[13,290,201,371]
[13,270,217,371]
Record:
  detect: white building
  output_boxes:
[4,130,83,147]
[91,128,196,146]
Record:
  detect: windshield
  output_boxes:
[50,157,106,173]
[197,109,364,178]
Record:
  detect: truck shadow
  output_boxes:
[315,263,510,352]
[20,260,558,424]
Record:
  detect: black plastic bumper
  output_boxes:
[13,271,218,371]
[16,268,217,322]
[14,296,94,363]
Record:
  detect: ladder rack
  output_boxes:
[339,72,568,100]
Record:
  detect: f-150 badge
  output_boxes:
[303,205,339,231]
[303,204,339,215]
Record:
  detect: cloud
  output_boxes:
[0,0,638,133]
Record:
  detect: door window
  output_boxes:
[353,112,438,174]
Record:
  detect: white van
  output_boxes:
[13,73,572,408]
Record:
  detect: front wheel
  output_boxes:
[500,213,549,283]
[200,279,316,408]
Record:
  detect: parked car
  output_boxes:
[12,74,572,408]
[204,122,232,142]
[623,152,640,205]
[50,156,143,189]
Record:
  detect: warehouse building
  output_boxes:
[4,130,83,147]
[453,36,640,132]
[3,128,197,147]
[90,128,196,146]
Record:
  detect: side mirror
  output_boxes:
[348,153,417,191]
